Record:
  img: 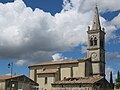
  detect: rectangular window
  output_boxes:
[45,77,47,84]
[71,67,73,77]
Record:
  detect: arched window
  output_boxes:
[94,37,97,46]
[90,38,94,46]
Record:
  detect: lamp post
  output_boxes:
[8,62,13,90]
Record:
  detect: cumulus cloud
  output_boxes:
[0,0,119,65]
[52,53,68,61]
[62,0,120,12]
[63,0,120,40]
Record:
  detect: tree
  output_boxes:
[110,71,114,89]
[117,71,120,79]
[115,71,120,89]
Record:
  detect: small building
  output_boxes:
[0,75,39,90]
[52,76,111,90]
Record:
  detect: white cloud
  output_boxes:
[5,73,11,75]
[106,67,113,82]
[15,60,27,66]
[106,52,120,60]
[105,66,117,82]
[62,0,120,12]
[111,13,120,29]
[52,53,68,61]
[80,46,87,54]
[0,0,119,65]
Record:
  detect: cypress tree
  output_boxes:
[116,71,120,89]
[117,71,120,79]
[110,71,114,89]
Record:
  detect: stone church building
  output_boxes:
[29,6,111,90]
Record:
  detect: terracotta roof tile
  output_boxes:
[0,75,22,80]
[29,58,90,67]
[53,76,103,84]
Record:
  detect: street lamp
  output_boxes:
[8,62,13,90]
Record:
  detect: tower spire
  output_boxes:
[92,5,101,30]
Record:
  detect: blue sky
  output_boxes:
[0,0,120,81]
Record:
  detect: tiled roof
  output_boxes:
[0,75,22,80]
[53,76,103,84]
[0,75,39,86]
[37,69,58,74]
[29,58,90,67]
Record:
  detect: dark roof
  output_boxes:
[29,58,90,68]
[53,76,104,85]
[0,75,39,86]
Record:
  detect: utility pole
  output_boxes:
[8,62,13,90]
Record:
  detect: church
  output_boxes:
[28,5,111,90]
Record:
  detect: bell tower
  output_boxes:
[87,5,105,76]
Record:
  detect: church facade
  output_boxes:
[29,6,111,90]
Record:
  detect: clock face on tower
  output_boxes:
[91,52,97,60]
